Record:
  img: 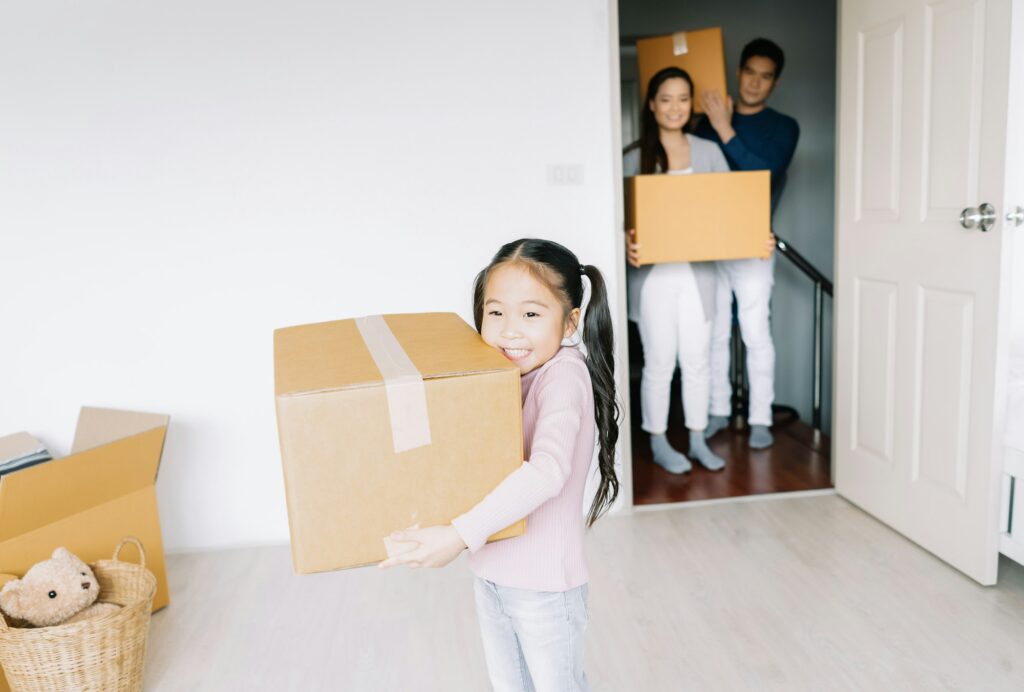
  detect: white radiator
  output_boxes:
[1000,340,1024,566]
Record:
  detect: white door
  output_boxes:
[835,0,1020,584]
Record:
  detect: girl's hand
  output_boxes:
[764,233,777,259]
[626,228,642,268]
[378,525,467,569]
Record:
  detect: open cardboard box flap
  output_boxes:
[71,407,169,454]
[0,408,168,541]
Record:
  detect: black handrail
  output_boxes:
[775,236,832,296]
[775,236,832,431]
[774,235,832,431]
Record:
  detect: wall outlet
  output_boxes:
[547,164,584,185]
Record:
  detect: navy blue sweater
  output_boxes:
[694,107,799,213]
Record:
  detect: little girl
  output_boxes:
[380,238,619,692]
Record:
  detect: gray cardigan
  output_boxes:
[623,133,730,177]
[625,134,730,320]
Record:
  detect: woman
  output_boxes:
[625,67,730,474]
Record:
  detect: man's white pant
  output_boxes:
[637,262,717,434]
[709,256,776,427]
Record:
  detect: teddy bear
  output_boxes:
[0,547,121,628]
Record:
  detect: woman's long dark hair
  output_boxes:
[473,238,620,526]
[640,67,695,174]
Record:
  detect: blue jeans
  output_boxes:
[473,578,590,692]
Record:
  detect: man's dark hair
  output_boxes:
[740,38,785,79]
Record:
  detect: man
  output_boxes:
[694,37,799,449]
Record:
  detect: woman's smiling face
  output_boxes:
[649,77,692,132]
[479,263,578,375]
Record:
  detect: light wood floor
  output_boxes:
[144,495,1024,691]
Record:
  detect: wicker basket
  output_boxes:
[0,537,158,692]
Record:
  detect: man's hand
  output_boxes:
[764,233,777,259]
[626,228,642,268]
[702,90,735,143]
[378,525,467,569]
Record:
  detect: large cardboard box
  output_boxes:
[636,27,728,113]
[626,170,772,264]
[274,312,525,573]
[0,408,171,692]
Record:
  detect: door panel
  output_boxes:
[852,278,898,464]
[836,0,1014,584]
[912,287,973,499]
[921,0,986,218]
[856,21,903,221]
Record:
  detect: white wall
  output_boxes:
[0,1,623,551]
[619,0,837,431]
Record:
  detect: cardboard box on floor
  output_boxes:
[274,312,525,573]
[636,27,727,113]
[0,408,171,692]
[626,170,772,264]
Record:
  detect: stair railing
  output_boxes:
[773,236,833,431]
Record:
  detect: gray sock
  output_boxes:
[749,425,774,449]
[650,434,692,474]
[704,415,729,439]
[688,430,726,471]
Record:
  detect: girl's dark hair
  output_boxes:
[640,67,695,174]
[473,238,620,526]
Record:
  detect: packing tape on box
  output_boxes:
[355,315,432,453]
[672,31,688,56]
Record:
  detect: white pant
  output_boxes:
[709,256,776,426]
[637,262,717,433]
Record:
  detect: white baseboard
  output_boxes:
[634,487,837,513]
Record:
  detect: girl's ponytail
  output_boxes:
[581,264,620,526]
[475,239,621,526]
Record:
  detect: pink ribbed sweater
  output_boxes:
[451,346,596,592]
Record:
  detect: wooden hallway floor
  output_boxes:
[630,371,833,505]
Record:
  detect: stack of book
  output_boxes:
[0,432,53,476]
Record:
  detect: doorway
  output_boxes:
[617,0,838,506]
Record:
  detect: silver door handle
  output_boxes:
[1007,206,1024,227]
[960,203,996,232]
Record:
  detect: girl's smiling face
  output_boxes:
[480,263,579,375]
